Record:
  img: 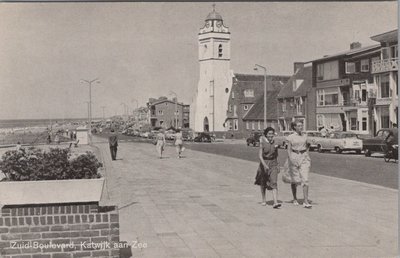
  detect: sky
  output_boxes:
[0,2,397,120]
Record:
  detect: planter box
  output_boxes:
[0,178,104,205]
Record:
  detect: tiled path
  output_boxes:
[94,137,398,258]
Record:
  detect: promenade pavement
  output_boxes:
[93,137,398,258]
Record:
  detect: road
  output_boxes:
[95,133,398,189]
[184,141,398,189]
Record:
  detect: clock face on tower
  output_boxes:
[205,21,211,28]
[216,21,222,28]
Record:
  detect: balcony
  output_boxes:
[372,58,398,74]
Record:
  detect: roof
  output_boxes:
[277,66,312,98]
[243,90,280,121]
[371,29,398,43]
[206,10,223,21]
[234,73,290,82]
[149,99,185,107]
[310,44,381,63]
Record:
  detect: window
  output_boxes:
[317,90,324,106]
[293,80,303,91]
[232,92,235,99]
[218,44,223,58]
[362,117,367,131]
[317,64,324,80]
[258,121,261,130]
[246,121,249,130]
[228,105,232,112]
[282,100,286,112]
[317,61,339,81]
[295,97,303,114]
[354,90,360,101]
[346,62,356,74]
[391,45,398,59]
[233,105,237,116]
[350,118,357,130]
[362,89,367,102]
[228,120,233,130]
[380,74,390,98]
[382,47,390,60]
[233,119,238,131]
[244,89,254,97]
[361,59,369,72]
[244,105,249,111]
[252,122,255,130]
[317,88,339,106]
[158,110,163,115]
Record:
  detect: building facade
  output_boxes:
[312,43,381,134]
[147,97,190,129]
[370,29,398,131]
[277,63,316,131]
[225,74,289,138]
[190,8,233,133]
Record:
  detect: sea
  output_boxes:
[0,118,89,129]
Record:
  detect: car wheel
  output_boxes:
[355,150,361,154]
[364,149,371,157]
[317,145,323,153]
[335,147,342,154]
[247,142,249,146]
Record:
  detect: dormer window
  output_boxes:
[218,44,223,57]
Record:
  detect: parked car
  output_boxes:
[246,132,262,147]
[315,131,363,154]
[194,132,212,143]
[274,131,292,149]
[362,128,398,157]
[182,129,194,141]
[304,131,322,151]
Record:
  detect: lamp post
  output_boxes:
[80,78,100,138]
[120,102,128,119]
[254,64,267,128]
[169,91,178,129]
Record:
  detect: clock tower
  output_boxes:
[190,5,232,133]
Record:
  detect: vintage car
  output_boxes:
[315,131,363,154]
[304,131,322,151]
[274,131,292,149]
[362,128,398,157]
[194,132,212,143]
[246,131,262,147]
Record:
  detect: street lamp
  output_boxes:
[169,91,178,129]
[80,78,100,139]
[254,64,267,128]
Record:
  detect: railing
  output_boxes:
[372,58,398,73]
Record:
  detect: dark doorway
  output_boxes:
[340,113,346,131]
[203,117,209,132]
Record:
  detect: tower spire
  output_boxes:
[212,3,216,12]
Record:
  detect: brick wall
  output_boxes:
[0,203,119,258]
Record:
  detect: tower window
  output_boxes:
[218,44,223,58]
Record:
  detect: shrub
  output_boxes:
[0,147,102,181]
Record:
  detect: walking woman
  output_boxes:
[156,129,166,159]
[254,127,281,209]
[175,129,185,158]
[287,120,312,208]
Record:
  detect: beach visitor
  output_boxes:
[47,133,52,144]
[174,129,185,158]
[54,134,60,144]
[156,129,166,159]
[15,141,22,151]
[254,127,281,209]
[108,129,119,161]
[286,120,312,209]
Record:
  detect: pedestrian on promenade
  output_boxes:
[54,134,60,145]
[108,129,118,161]
[174,129,184,158]
[254,127,281,209]
[156,129,166,159]
[286,120,312,209]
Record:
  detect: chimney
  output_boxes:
[350,42,362,50]
[294,62,304,73]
